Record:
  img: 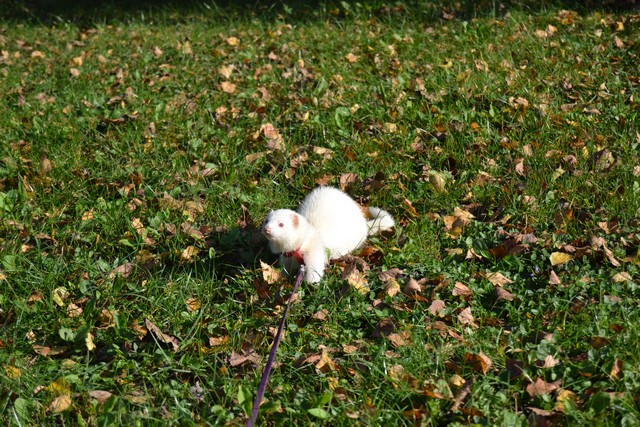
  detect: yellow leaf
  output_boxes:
[550,252,572,266]
[3,365,21,379]
[46,377,71,395]
[180,246,199,262]
[52,287,69,307]
[47,394,72,414]
[226,36,240,46]
[85,331,96,351]
[346,268,369,294]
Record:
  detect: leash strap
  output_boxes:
[247,265,306,427]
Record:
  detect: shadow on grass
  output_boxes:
[3,0,638,25]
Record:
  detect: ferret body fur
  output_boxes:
[262,186,394,283]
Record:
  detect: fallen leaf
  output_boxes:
[452,281,472,297]
[495,287,514,301]
[108,262,135,279]
[486,272,513,286]
[180,245,199,262]
[220,81,236,94]
[549,270,562,285]
[612,272,632,283]
[526,378,561,397]
[428,299,446,317]
[85,331,95,351]
[610,357,623,380]
[47,394,72,413]
[145,318,180,352]
[550,252,572,266]
[344,267,369,294]
[186,297,201,311]
[3,365,20,379]
[261,261,281,284]
[457,307,476,327]
[345,52,359,63]
[88,390,113,404]
[260,123,284,150]
[589,336,610,349]
[464,352,492,374]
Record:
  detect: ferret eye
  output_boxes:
[278,222,284,227]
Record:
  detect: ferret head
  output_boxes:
[262,209,302,252]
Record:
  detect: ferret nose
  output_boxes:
[263,226,271,235]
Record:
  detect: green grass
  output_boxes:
[1,1,640,425]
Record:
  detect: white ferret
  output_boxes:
[262,186,395,283]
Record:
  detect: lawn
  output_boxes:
[1,0,639,425]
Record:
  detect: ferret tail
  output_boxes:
[366,207,395,235]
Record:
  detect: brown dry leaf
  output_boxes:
[614,35,624,48]
[260,123,284,150]
[345,52,359,63]
[313,309,329,321]
[428,299,446,317]
[88,390,113,404]
[542,354,560,369]
[69,68,81,77]
[589,336,611,349]
[314,348,337,373]
[180,246,199,262]
[33,344,68,357]
[47,394,72,414]
[108,262,135,279]
[260,261,281,284]
[186,297,201,311]
[145,318,180,352]
[209,335,228,347]
[404,278,425,295]
[342,344,358,354]
[152,46,163,57]
[220,81,236,94]
[218,64,234,79]
[486,272,513,286]
[464,351,492,374]
[457,307,476,327]
[66,303,83,318]
[386,331,410,348]
[226,36,240,46]
[31,50,46,59]
[131,218,145,236]
[495,287,514,302]
[550,252,572,266]
[452,281,472,297]
[610,357,624,380]
[339,173,358,191]
[515,158,526,176]
[526,378,561,397]
[549,270,562,285]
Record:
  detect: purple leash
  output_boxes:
[247,265,306,427]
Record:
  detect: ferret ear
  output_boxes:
[291,212,299,228]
